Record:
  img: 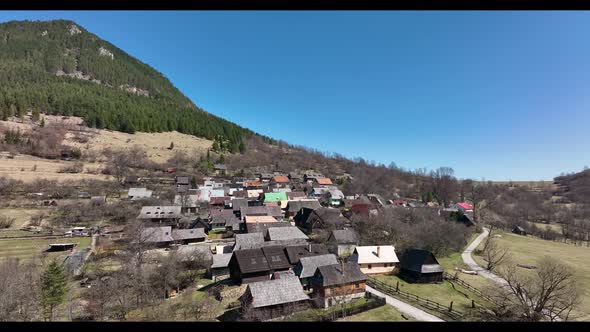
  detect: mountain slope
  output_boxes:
[0,19,252,152]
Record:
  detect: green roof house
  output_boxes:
[263,192,288,203]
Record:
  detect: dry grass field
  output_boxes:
[474,232,590,321]
[0,114,213,182]
[0,236,92,264]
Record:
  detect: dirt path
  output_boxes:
[365,286,444,322]
[461,227,508,286]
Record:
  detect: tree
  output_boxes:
[32,108,40,122]
[40,260,67,321]
[493,257,581,321]
[481,237,509,271]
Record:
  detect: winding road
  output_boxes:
[365,286,445,322]
[461,227,508,285]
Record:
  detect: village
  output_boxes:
[0,160,512,322]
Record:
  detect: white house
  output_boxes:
[350,245,399,275]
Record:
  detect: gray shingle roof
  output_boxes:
[400,249,443,274]
[140,226,174,243]
[266,226,309,241]
[284,244,329,265]
[286,200,321,213]
[295,254,338,279]
[234,233,265,251]
[314,262,367,287]
[244,275,309,308]
[211,253,232,269]
[241,206,283,218]
[330,229,358,244]
[171,228,206,241]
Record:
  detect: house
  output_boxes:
[327,229,358,257]
[234,232,265,251]
[246,220,292,235]
[263,192,288,204]
[288,172,303,182]
[231,198,249,216]
[124,175,140,185]
[265,226,309,242]
[209,253,232,282]
[239,274,310,319]
[310,187,330,199]
[209,196,227,206]
[454,202,474,212]
[245,181,263,189]
[128,188,153,201]
[284,199,321,218]
[366,194,385,208]
[399,249,444,283]
[171,228,207,244]
[294,207,347,234]
[139,226,174,247]
[284,244,330,265]
[293,254,338,288]
[327,189,345,207]
[512,225,527,236]
[228,246,291,284]
[214,164,227,176]
[286,191,307,200]
[173,194,199,214]
[258,173,274,183]
[314,177,333,186]
[350,246,399,275]
[270,175,290,187]
[240,206,283,221]
[174,176,191,193]
[210,214,242,232]
[310,262,367,308]
[137,206,183,224]
[303,173,324,184]
[247,189,264,199]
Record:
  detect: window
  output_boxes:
[355,283,360,288]
[368,264,372,269]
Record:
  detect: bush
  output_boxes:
[0,216,15,229]
[58,162,84,174]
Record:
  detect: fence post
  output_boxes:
[449,301,453,312]
[471,300,475,308]
[396,281,399,292]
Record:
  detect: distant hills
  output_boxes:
[0,19,257,152]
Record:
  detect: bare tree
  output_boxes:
[481,237,510,271]
[0,258,41,321]
[494,257,582,321]
[430,167,457,208]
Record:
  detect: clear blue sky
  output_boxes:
[1,11,589,181]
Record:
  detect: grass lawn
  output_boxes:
[344,305,414,322]
[372,273,493,321]
[474,231,590,321]
[0,207,47,229]
[0,236,92,263]
[528,221,563,233]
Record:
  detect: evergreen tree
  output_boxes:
[238,140,246,154]
[32,108,40,122]
[218,154,225,164]
[40,260,67,321]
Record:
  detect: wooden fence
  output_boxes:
[366,276,465,321]
[442,272,499,306]
[318,294,386,321]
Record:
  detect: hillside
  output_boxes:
[554,168,590,203]
[0,19,252,152]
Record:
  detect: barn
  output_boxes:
[399,249,444,283]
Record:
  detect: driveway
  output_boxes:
[461,227,508,286]
[365,286,445,322]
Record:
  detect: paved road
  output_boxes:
[365,285,445,322]
[461,227,508,285]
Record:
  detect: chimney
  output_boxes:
[377,246,381,257]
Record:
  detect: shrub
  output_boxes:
[58,163,84,174]
[0,216,15,229]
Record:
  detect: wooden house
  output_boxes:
[512,225,528,236]
[293,254,338,289]
[399,249,444,283]
[228,246,291,284]
[294,207,347,234]
[209,253,232,282]
[327,229,359,257]
[310,262,367,308]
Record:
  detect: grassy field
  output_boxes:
[0,236,92,263]
[474,231,590,321]
[372,273,492,320]
[343,304,414,321]
[0,207,47,229]
[528,221,563,233]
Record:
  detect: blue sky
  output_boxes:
[1,11,589,181]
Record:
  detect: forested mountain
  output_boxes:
[554,168,590,203]
[0,19,254,152]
